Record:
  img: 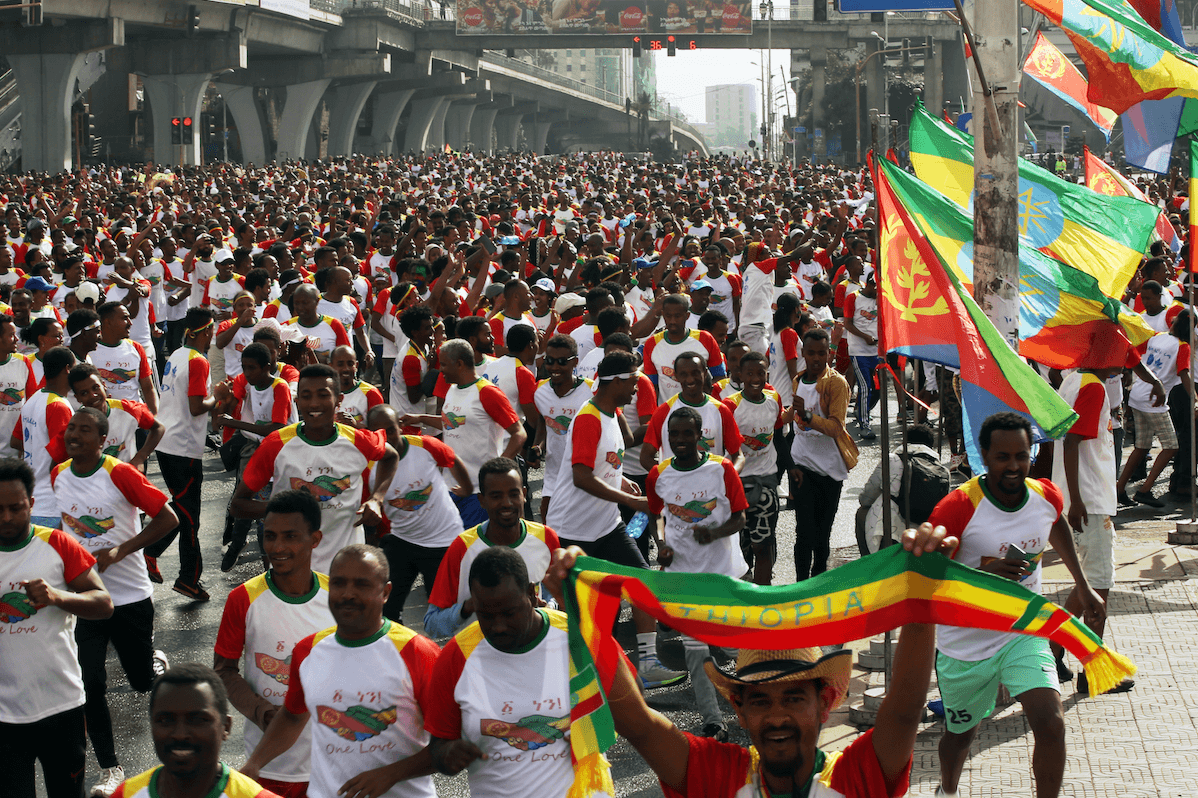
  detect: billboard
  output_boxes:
[836,0,952,10]
[455,0,752,34]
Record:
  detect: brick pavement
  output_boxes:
[817,519,1198,797]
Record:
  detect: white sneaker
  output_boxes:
[91,766,125,798]
[934,787,961,798]
[152,649,169,678]
[638,655,687,689]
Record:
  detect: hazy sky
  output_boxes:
[653,49,794,123]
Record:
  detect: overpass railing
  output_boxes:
[310,0,440,24]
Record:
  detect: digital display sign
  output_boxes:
[455,0,752,35]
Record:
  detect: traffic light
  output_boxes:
[182,116,193,142]
[86,112,96,151]
[171,117,182,145]
[186,4,199,36]
[667,35,676,56]
[632,36,641,57]
[813,0,826,21]
[204,114,216,142]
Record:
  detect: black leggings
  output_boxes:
[147,451,204,586]
[380,536,449,622]
[792,465,843,581]
[2,705,87,798]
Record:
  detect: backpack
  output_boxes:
[891,451,950,525]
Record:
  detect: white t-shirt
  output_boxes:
[533,378,594,498]
[545,401,624,542]
[790,376,848,481]
[376,435,464,549]
[157,347,210,459]
[1129,332,1188,413]
[723,389,783,478]
[1051,371,1116,517]
[647,453,749,577]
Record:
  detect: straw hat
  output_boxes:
[704,647,853,710]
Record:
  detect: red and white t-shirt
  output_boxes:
[203,274,246,313]
[217,320,259,380]
[242,423,388,574]
[391,342,431,425]
[426,521,560,633]
[1130,331,1189,413]
[487,312,536,350]
[929,476,1063,662]
[0,352,34,458]
[285,621,440,798]
[643,329,725,403]
[17,388,71,517]
[338,380,384,428]
[644,394,743,464]
[648,453,748,577]
[98,398,156,463]
[51,455,169,606]
[158,347,211,459]
[91,338,152,403]
[622,372,660,479]
[533,378,595,498]
[0,525,94,723]
[768,327,800,406]
[842,291,879,357]
[661,729,906,798]
[1051,371,1115,517]
[424,610,602,798]
[723,389,784,478]
[282,315,351,361]
[113,765,278,798]
[480,355,537,430]
[215,571,334,783]
[545,401,625,543]
[231,375,297,442]
[318,296,366,336]
[376,435,464,549]
[441,378,520,495]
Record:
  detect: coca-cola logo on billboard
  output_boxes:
[722,4,741,24]
[619,5,645,28]
[462,6,484,26]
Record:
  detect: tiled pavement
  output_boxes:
[818,529,1198,797]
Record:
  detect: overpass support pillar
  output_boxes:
[924,38,944,118]
[371,89,414,156]
[403,97,446,153]
[865,39,884,124]
[445,102,476,151]
[495,113,523,152]
[532,120,552,154]
[426,98,451,151]
[327,81,377,158]
[142,72,212,167]
[215,83,267,165]
[276,79,330,161]
[810,45,826,160]
[8,53,89,172]
[470,107,498,155]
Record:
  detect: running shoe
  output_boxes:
[638,656,687,689]
[172,580,210,602]
[90,766,125,798]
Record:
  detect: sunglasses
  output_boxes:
[543,356,577,366]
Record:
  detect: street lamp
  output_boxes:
[855,42,923,165]
[871,31,889,119]
[759,0,774,160]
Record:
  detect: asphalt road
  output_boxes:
[45,410,897,798]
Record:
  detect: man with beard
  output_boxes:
[113,664,280,798]
[543,522,960,798]
[242,545,440,798]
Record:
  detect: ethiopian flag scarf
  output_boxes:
[561,545,1137,798]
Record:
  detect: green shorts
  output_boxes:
[935,635,1059,733]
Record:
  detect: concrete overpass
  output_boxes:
[0,0,963,170]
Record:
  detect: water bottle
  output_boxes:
[625,511,650,539]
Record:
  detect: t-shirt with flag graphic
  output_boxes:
[16,387,71,518]
[217,319,260,380]
[338,380,384,427]
[372,284,412,359]
[0,525,94,724]
[1129,331,1189,414]
[241,423,388,575]
[202,274,247,312]
[480,356,538,442]
[0,352,34,458]
[722,388,785,478]
[112,764,281,798]
[284,620,440,798]
[51,455,169,606]
[533,377,594,499]
[158,347,212,459]
[441,378,521,497]
[215,571,334,784]
[545,401,626,543]
[683,269,743,325]
[642,329,726,403]
[281,315,351,361]
[318,296,366,336]
[424,609,609,798]
[928,475,1063,662]
[425,520,560,638]
[91,338,152,402]
[230,375,297,443]
[96,398,156,462]
[375,435,463,549]
[644,394,743,464]
[647,453,749,577]
[661,729,906,798]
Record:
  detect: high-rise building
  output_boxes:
[705,84,756,148]
[548,48,635,99]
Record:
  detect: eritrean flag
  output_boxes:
[1021,0,1198,115]
[872,152,1078,468]
[876,156,1154,369]
[564,547,1137,780]
[908,102,1159,297]
[1021,31,1117,139]
[1083,146,1181,252]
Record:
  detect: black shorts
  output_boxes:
[560,525,649,570]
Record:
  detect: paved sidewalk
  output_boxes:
[817,518,1198,798]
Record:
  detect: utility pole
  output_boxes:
[964,0,1020,341]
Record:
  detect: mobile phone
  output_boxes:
[1004,543,1028,562]
[479,235,497,255]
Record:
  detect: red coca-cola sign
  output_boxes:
[722,4,741,25]
[619,5,645,28]
[462,6,485,26]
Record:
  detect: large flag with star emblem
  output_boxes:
[907,102,1159,297]
[1083,145,1180,251]
[1021,31,1117,139]
[873,154,1078,468]
[877,156,1154,369]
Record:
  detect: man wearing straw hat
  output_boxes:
[545,522,958,798]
